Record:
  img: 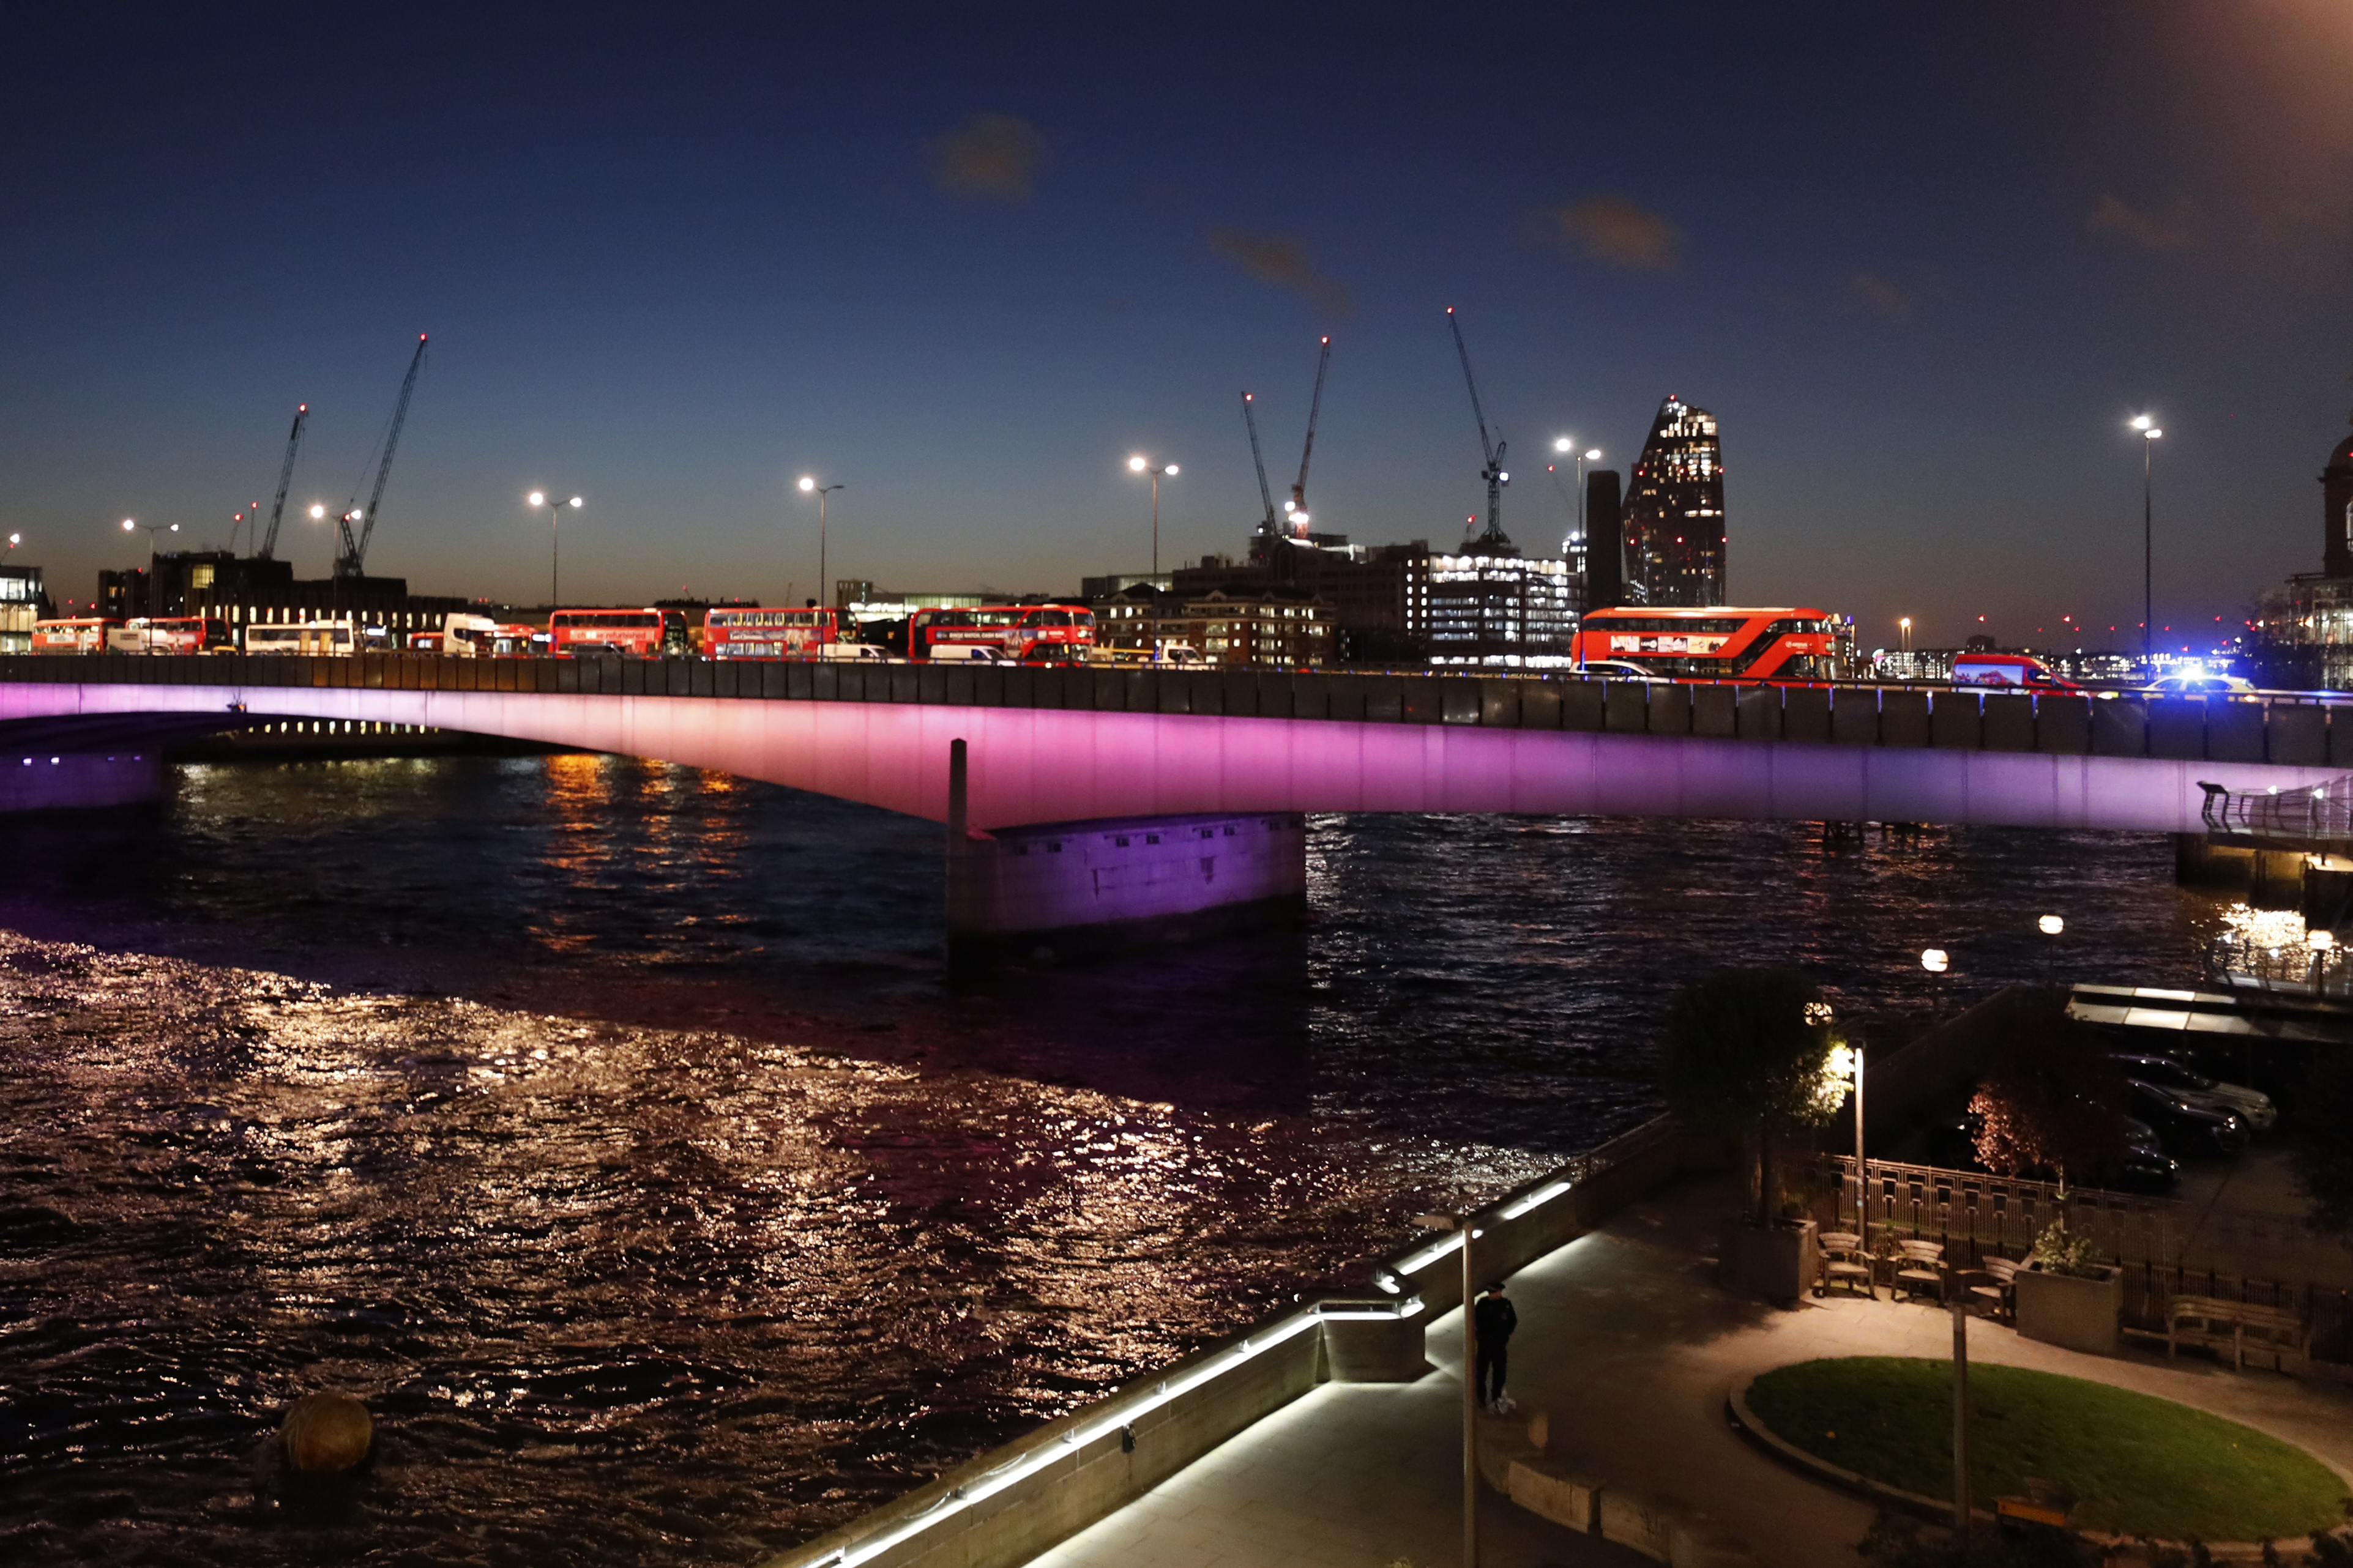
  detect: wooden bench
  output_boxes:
[2165,1295,2311,1373]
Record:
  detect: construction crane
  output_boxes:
[1445,307,1510,548]
[1288,335,1331,533]
[257,403,310,560]
[336,333,428,579]
[1241,392,1279,537]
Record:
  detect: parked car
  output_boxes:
[2123,1079,2248,1157]
[2108,1052,2276,1131]
[1926,1110,2181,1195]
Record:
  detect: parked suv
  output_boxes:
[2108,1053,2275,1131]
[2123,1079,2247,1157]
[1926,1110,2181,1195]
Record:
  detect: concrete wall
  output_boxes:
[1,678,2336,833]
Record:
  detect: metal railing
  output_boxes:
[2199,775,2353,849]
[1804,1156,2351,1362]
[1811,1154,2184,1268]
[2207,931,2353,999]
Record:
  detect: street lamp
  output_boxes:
[2131,415,2162,676]
[1899,617,1914,655]
[122,518,179,617]
[1920,948,1950,974]
[1829,1042,1866,1228]
[1128,456,1178,660]
[1411,1208,1483,1568]
[1126,455,1178,578]
[797,476,844,617]
[527,491,583,606]
[1551,439,1601,555]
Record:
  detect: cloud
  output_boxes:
[2086,194,2196,252]
[930,113,1047,201]
[1536,195,1684,272]
[1206,228,1351,314]
[1843,271,1922,323]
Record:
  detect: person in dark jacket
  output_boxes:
[1473,1282,1516,1412]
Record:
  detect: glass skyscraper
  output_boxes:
[1619,395,1726,606]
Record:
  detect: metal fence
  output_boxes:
[1803,1155,2351,1363]
[2207,931,2353,999]
[2199,775,2353,849]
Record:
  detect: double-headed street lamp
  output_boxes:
[528,491,583,606]
[797,476,844,614]
[2131,415,2163,674]
[1126,455,1177,578]
[1552,437,1601,555]
[122,518,179,617]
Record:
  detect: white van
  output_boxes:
[928,643,1010,664]
[816,642,892,662]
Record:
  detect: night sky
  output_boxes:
[2,4,2347,653]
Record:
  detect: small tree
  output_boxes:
[1661,968,1848,1227]
[2291,1050,2353,1243]
[1967,994,2131,1195]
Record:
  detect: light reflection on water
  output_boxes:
[0,754,2231,1564]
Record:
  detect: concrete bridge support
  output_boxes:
[0,750,163,812]
[944,740,1307,968]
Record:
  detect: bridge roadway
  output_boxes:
[0,652,2343,833]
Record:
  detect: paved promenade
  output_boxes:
[1026,1173,2353,1568]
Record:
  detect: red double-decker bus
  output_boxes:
[32,618,117,654]
[910,604,1096,662]
[704,606,837,659]
[545,608,684,658]
[1573,606,1838,681]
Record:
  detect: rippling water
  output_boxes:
[0,754,2226,1564]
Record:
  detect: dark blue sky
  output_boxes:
[3,3,2347,651]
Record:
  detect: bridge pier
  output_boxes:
[0,751,163,812]
[944,741,1306,968]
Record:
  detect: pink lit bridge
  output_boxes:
[2,655,2344,960]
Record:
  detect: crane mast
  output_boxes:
[337,333,428,579]
[258,403,309,560]
[1445,307,1510,548]
[1241,392,1278,537]
[1289,335,1331,533]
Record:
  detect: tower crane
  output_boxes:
[336,333,428,579]
[257,403,310,560]
[1445,307,1511,549]
[1288,335,1331,534]
[1241,392,1278,537]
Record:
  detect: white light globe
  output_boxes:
[528,491,546,507]
[1920,948,1950,973]
[2038,915,2065,935]
[1128,456,1147,472]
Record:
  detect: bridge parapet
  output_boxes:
[1,653,2345,769]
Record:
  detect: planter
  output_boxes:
[2015,1261,2122,1356]
[1720,1219,1816,1307]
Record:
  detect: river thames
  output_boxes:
[0,752,2223,1564]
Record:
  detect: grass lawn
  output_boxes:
[1745,1357,2348,1542]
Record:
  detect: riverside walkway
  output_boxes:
[1023,1173,2353,1568]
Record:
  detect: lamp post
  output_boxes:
[1900,617,1913,655]
[2037,913,2065,988]
[1127,456,1177,658]
[1412,1209,1482,1568]
[122,518,179,617]
[527,492,583,606]
[1830,1044,1866,1228]
[1551,438,1601,559]
[2131,415,2162,677]
[797,476,844,617]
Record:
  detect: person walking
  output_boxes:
[1474,1281,1517,1413]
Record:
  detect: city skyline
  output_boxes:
[1,5,2348,652]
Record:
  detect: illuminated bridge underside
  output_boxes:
[0,680,2333,834]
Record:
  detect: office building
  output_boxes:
[1620,395,1726,606]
